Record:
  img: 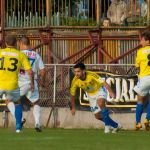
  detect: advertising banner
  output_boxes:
[70,69,139,111]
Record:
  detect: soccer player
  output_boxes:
[18,36,45,132]
[134,31,150,130]
[70,63,121,133]
[0,35,34,133]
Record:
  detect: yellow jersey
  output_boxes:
[70,71,104,96]
[135,46,150,77]
[0,48,31,90]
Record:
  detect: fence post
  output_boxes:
[53,64,57,127]
[0,0,5,47]
[96,0,101,27]
[46,0,51,26]
[147,0,150,25]
[53,65,56,105]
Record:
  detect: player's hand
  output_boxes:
[109,91,115,99]
[71,108,76,116]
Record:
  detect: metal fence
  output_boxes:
[4,0,96,27]
[3,0,150,28]
[39,64,137,108]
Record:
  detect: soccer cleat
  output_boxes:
[21,118,26,128]
[135,122,142,130]
[112,123,122,133]
[16,129,21,133]
[16,123,22,132]
[104,126,110,134]
[35,124,42,132]
[144,119,150,131]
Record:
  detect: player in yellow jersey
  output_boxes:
[134,31,150,130]
[70,63,121,133]
[0,35,34,133]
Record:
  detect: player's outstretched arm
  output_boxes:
[39,68,46,87]
[70,95,76,115]
[103,81,115,99]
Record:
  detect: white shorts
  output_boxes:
[19,80,39,103]
[87,86,107,114]
[134,75,150,97]
[0,88,20,102]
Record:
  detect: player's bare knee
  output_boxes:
[94,112,103,120]
[97,99,105,109]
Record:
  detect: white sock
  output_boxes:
[7,102,15,117]
[33,105,41,126]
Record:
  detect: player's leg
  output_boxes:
[144,95,150,130]
[19,83,29,128]
[6,89,22,133]
[135,94,144,130]
[97,98,118,128]
[97,86,120,133]
[94,112,111,133]
[27,82,41,132]
[33,101,41,132]
[134,77,150,130]
[15,101,23,133]
[88,94,109,133]
[6,100,15,117]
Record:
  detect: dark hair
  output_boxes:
[74,62,86,70]
[5,35,17,46]
[20,35,30,46]
[141,31,150,42]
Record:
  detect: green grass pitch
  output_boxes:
[0,128,150,150]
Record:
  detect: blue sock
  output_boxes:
[101,109,118,128]
[146,101,150,120]
[101,108,110,126]
[15,104,22,130]
[107,116,118,128]
[136,103,143,124]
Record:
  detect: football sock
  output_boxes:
[146,101,150,120]
[33,105,41,126]
[7,102,15,117]
[15,104,22,130]
[101,108,118,128]
[107,116,118,128]
[136,103,143,124]
[101,108,110,126]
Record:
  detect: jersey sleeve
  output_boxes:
[93,75,104,86]
[70,77,78,96]
[21,52,31,70]
[37,54,45,70]
[98,76,105,84]
[88,71,104,84]
[135,50,140,68]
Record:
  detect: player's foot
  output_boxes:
[21,118,26,128]
[144,119,150,131]
[16,123,22,132]
[104,126,110,134]
[16,129,21,133]
[135,122,142,130]
[35,124,42,132]
[112,123,122,133]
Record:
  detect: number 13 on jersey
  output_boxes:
[0,57,18,71]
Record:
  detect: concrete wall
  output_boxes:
[0,107,146,130]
